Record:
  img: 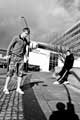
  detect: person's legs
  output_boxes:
[16,61,24,94]
[3,61,14,94]
[58,67,66,76]
[3,76,11,94]
[53,67,67,85]
[58,70,70,84]
[16,76,24,94]
[62,70,70,84]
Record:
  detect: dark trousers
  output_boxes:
[58,66,70,83]
[23,62,28,72]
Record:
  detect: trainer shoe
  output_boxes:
[3,88,8,92]
[3,89,9,94]
[16,89,24,94]
[53,81,60,85]
[63,81,70,84]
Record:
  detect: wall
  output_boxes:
[73,58,80,68]
[29,48,50,72]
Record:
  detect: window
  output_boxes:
[49,53,58,71]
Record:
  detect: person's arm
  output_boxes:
[59,53,66,63]
[29,42,38,51]
[6,37,17,56]
[24,45,29,63]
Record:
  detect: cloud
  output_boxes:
[0,0,80,48]
[57,0,80,20]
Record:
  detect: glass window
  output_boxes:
[49,53,58,71]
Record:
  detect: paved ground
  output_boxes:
[0,68,80,120]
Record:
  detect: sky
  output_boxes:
[0,0,80,49]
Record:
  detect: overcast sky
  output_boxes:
[0,0,80,49]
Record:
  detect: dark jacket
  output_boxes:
[64,53,74,70]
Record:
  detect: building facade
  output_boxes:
[52,21,80,67]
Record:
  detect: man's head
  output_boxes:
[21,27,30,38]
[66,50,71,56]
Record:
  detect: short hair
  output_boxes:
[66,49,71,53]
[23,27,30,35]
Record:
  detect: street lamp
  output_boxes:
[20,16,28,28]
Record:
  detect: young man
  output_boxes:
[3,27,38,94]
[53,50,74,84]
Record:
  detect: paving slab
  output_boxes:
[0,68,80,120]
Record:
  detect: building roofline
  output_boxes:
[0,49,7,52]
[57,20,80,39]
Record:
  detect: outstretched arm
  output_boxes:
[29,42,38,51]
[59,53,66,63]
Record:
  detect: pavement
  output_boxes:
[0,68,80,120]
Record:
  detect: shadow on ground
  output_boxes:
[20,81,44,91]
[21,75,47,120]
[49,102,79,120]
[49,84,80,120]
[9,81,44,91]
